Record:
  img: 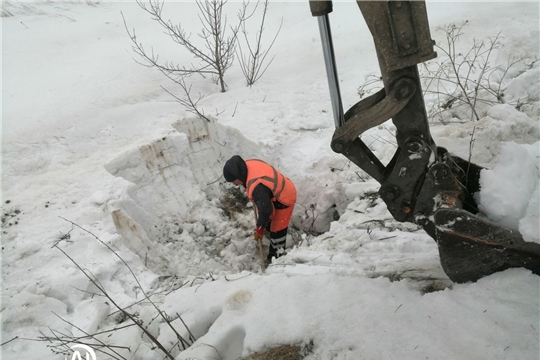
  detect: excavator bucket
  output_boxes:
[309,0,540,283]
[435,209,540,283]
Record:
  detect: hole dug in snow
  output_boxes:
[105,117,266,277]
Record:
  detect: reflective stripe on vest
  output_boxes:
[245,159,295,206]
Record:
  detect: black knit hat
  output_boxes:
[223,155,248,184]
[223,164,237,182]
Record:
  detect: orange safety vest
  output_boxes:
[245,159,296,206]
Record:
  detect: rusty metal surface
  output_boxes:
[357,1,437,71]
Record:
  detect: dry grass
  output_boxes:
[220,186,249,218]
[367,269,453,295]
[240,345,304,360]
[239,342,313,360]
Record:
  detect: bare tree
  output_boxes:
[236,0,282,87]
[421,22,526,122]
[357,22,529,124]
[125,0,247,93]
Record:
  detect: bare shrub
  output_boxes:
[125,0,246,93]
[421,21,527,123]
[357,74,383,100]
[356,22,529,124]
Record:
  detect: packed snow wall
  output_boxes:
[104,117,264,275]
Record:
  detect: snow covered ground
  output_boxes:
[1,1,539,360]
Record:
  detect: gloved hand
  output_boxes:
[254,226,264,241]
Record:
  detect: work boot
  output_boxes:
[267,236,287,263]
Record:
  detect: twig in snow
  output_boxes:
[52,224,75,248]
[56,217,193,358]
[225,273,252,281]
[70,285,105,298]
[52,246,164,358]
[376,236,396,241]
[0,336,19,346]
[48,313,128,360]
[176,313,197,343]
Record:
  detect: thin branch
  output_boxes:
[0,337,19,346]
[176,313,197,343]
[56,218,181,359]
[236,0,281,86]
[466,126,476,184]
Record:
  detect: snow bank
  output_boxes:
[431,104,539,167]
[476,141,540,243]
[159,268,539,360]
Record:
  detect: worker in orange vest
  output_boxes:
[223,155,297,263]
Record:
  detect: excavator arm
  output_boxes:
[309,0,540,283]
